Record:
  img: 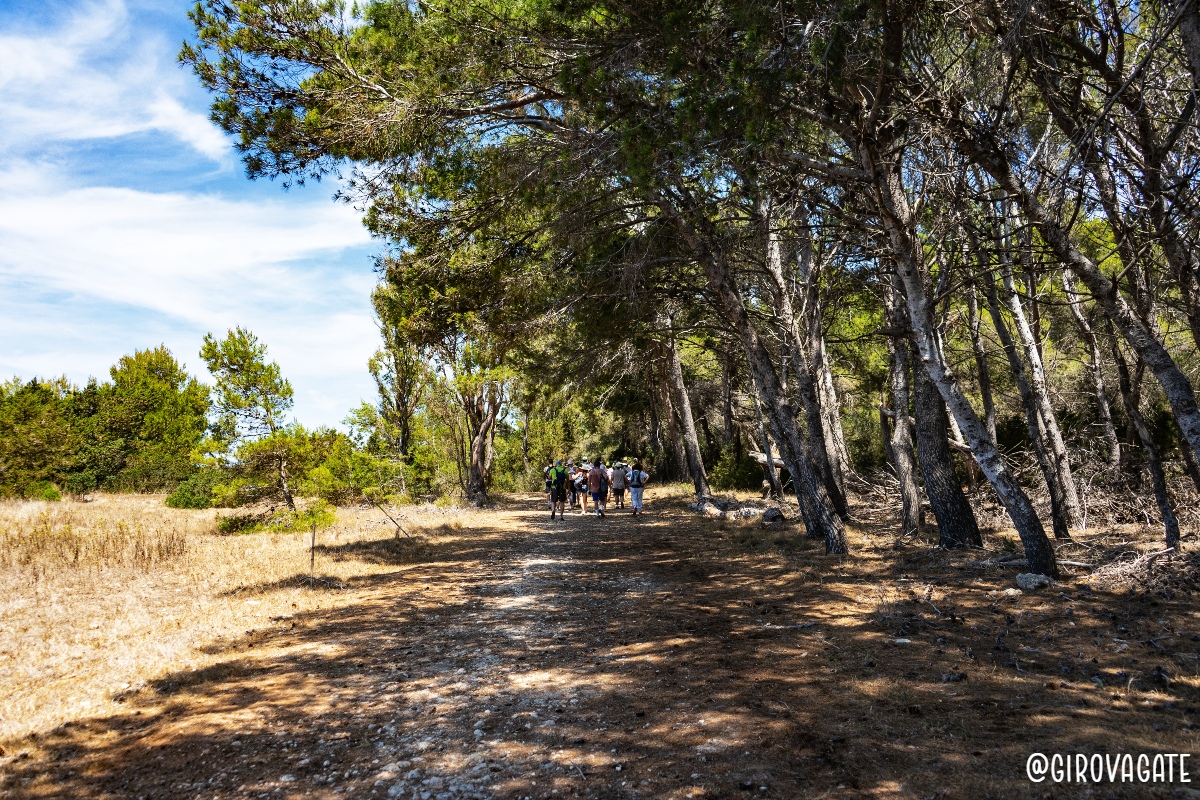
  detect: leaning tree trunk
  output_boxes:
[660,193,847,553]
[911,340,983,549]
[663,328,712,500]
[999,225,1082,528]
[1063,269,1121,469]
[886,280,923,538]
[1107,318,1181,549]
[965,276,998,444]
[955,129,1200,478]
[758,197,849,519]
[980,257,1073,541]
[866,145,1057,576]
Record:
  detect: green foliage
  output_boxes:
[26,481,62,502]
[216,499,337,534]
[708,446,763,491]
[200,328,293,441]
[0,348,210,498]
[165,468,224,509]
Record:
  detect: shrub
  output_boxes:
[709,446,765,491]
[25,481,62,502]
[165,469,224,509]
[215,499,336,534]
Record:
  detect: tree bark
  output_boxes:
[1063,269,1121,469]
[911,340,983,548]
[886,280,922,538]
[465,385,500,505]
[663,328,712,500]
[659,193,847,553]
[753,392,784,499]
[978,252,1073,541]
[863,144,1057,576]
[1107,319,1181,549]
[797,224,851,493]
[757,197,849,519]
[998,216,1082,528]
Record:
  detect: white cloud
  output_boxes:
[0,0,231,161]
[0,1,389,427]
[0,160,380,425]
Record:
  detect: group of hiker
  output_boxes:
[543,458,650,519]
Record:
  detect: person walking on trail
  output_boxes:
[543,459,555,512]
[566,460,578,509]
[548,459,569,519]
[609,461,627,509]
[628,461,649,516]
[587,458,608,518]
[575,463,590,514]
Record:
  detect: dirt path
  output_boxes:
[4,496,1197,799]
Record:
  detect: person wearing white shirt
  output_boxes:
[627,461,649,515]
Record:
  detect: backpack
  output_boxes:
[550,466,568,489]
[630,469,644,488]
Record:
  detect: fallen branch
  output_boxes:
[372,499,412,539]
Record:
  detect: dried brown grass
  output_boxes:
[0,494,486,747]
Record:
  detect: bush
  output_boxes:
[215,499,336,534]
[25,481,62,502]
[165,469,224,509]
[709,446,765,491]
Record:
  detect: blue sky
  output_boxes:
[0,0,382,427]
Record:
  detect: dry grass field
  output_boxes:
[2,486,1199,799]
[0,494,467,746]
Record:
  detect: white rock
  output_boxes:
[1016,573,1054,591]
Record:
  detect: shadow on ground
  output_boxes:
[3,494,1198,800]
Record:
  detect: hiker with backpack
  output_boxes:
[574,463,590,514]
[543,459,555,512]
[587,458,608,518]
[609,461,627,509]
[627,461,649,516]
[548,459,569,519]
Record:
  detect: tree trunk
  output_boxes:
[278,455,296,511]
[955,131,1200,477]
[758,197,849,519]
[880,396,897,470]
[998,220,1082,529]
[720,351,738,456]
[965,277,998,445]
[865,147,1057,576]
[653,354,689,482]
[886,280,922,538]
[753,393,783,499]
[798,225,851,492]
[660,193,847,553]
[911,340,983,548]
[664,329,712,500]
[1063,270,1121,469]
[465,386,500,505]
[979,255,1073,541]
[1107,319,1181,549]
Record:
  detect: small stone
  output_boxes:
[1000,588,1023,599]
[280,774,296,782]
[761,508,784,523]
